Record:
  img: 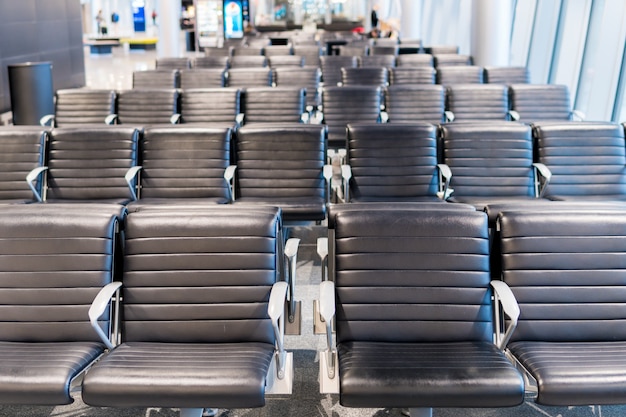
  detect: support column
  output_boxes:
[470,0,513,66]
[157,0,181,57]
[400,0,421,41]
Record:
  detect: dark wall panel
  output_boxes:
[0,0,85,114]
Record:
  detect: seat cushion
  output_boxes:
[234,196,326,222]
[448,196,539,224]
[351,195,444,203]
[337,341,524,408]
[0,341,104,405]
[509,341,626,406]
[82,342,274,409]
[126,197,230,211]
[548,194,626,202]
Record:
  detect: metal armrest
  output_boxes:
[380,110,389,123]
[284,238,300,324]
[268,281,289,378]
[39,114,55,127]
[491,280,520,350]
[88,281,122,350]
[508,110,520,121]
[319,280,338,389]
[444,110,455,122]
[341,164,352,203]
[323,165,333,204]
[317,237,328,282]
[235,112,244,128]
[300,112,310,123]
[26,166,48,202]
[436,163,453,200]
[105,114,118,125]
[532,162,552,198]
[224,165,237,202]
[170,113,181,124]
[572,110,585,121]
[124,166,142,201]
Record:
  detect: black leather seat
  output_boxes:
[273,66,322,109]
[229,55,268,68]
[337,45,368,56]
[534,121,626,201]
[82,207,294,415]
[132,69,179,89]
[385,84,445,124]
[263,45,294,56]
[0,126,47,203]
[192,56,230,69]
[396,54,434,67]
[436,65,484,84]
[241,87,307,124]
[0,205,119,405]
[28,126,140,205]
[179,69,226,88]
[509,84,581,122]
[127,125,233,209]
[318,209,524,414]
[424,45,459,54]
[445,84,510,121]
[341,67,388,86]
[320,56,358,87]
[267,55,305,67]
[155,57,191,70]
[232,123,329,222]
[369,45,398,56]
[178,88,241,125]
[484,66,530,84]
[227,67,273,87]
[231,46,265,56]
[204,46,232,57]
[389,67,436,85]
[358,55,396,68]
[293,45,323,67]
[499,210,626,406]
[111,89,179,125]
[433,53,472,67]
[40,89,115,127]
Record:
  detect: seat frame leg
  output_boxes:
[180,408,203,417]
[409,408,433,417]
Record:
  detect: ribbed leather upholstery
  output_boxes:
[53,89,115,126]
[433,53,472,67]
[385,85,445,124]
[333,210,524,408]
[231,46,264,56]
[436,65,484,84]
[396,54,434,67]
[242,87,306,124]
[82,208,280,408]
[263,45,293,56]
[0,207,117,405]
[484,66,530,84]
[274,66,322,108]
[267,55,304,67]
[534,121,626,200]
[192,56,230,69]
[116,89,179,125]
[227,68,273,87]
[179,88,241,124]
[358,55,396,68]
[509,84,573,121]
[133,125,231,204]
[204,46,232,57]
[320,55,357,87]
[338,45,368,56]
[293,45,323,67]
[155,57,191,70]
[441,122,537,214]
[446,84,509,120]
[45,127,139,203]
[321,86,382,148]
[369,45,398,56]
[500,211,626,405]
[346,123,442,202]
[229,56,268,68]
[0,126,46,202]
[234,124,327,221]
[132,70,179,89]
[341,67,388,86]
[179,69,226,88]
[389,67,436,84]
[424,45,459,54]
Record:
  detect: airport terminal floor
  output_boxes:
[3,44,626,417]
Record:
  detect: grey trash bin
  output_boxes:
[8,62,54,125]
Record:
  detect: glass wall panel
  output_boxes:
[526,0,561,83]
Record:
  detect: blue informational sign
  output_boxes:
[223,0,244,39]
[132,0,146,32]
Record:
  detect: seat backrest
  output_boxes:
[320,55,358,87]
[321,86,382,146]
[0,207,117,342]
[369,45,398,56]
[0,126,47,201]
[424,45,459,54]
[179,88,241,124]
[341,67,388,86]
[483,66,530,84]
[333,209,491,343]
[242,87,306,124]
[509,84,573,122]
[293,45,323,66]
[434,53,471,67]
[396,54,434,67]
[358,55,396,68]
[500,210,626,343]
[204,46,233,57]
[231,46,264,56]
[263,45,293,56]
[229,55,268,68]
[235,124,327,200]
[385,84,445,124]
[389,67,436,84]
[54,89,115,126]
[139,125,231,200]
[273,66,321,107]
[227,68,273,87]
[116,89,179,125]
[179,69,226,89]
[192,56,230,69]
[267,55,305,68]
[121,208,281,344]
[46,127,139,201]
[338,45,368,56]
[534,121,626,197]
[440,121,535,197]
[436,65,484,84]
[155,57,191,70]
[346,123,439,200]
[446,84,509,121]
[132,70,179,89]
